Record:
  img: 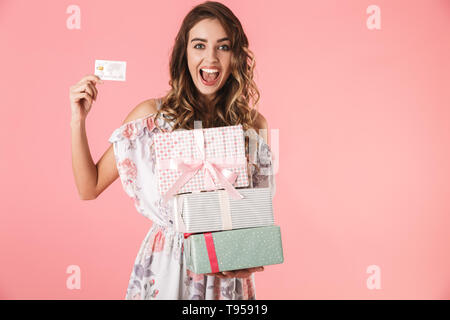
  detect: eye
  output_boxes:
[193,43,230,51]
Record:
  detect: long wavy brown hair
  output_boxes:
[155,1,261,132]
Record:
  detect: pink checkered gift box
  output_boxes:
[153,125,249,203]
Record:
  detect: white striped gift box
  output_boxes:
[173,187,274,233]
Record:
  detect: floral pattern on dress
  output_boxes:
[117,158,139,198]
[182,272,256,300]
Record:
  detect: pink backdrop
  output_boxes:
[1,0,449,299]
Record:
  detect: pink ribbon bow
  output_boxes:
[158,128,245,204]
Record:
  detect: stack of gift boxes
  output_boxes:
[153,124,283,275]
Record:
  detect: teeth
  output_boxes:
[201,68,220,73]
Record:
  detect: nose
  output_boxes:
[205,45,219,62]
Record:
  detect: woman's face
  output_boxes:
[186,18,232,103]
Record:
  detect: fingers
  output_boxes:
[206,271,234,279]
[233,271,249,278]
[207,267,265,279]
[73,92,93,111]
[206,272,224,279]
[87,82,98,100]
[224,267,264,278]
[80,92,93,106]
[221,271,248,279]
[234,267,263,278]
[82,82,96,100]
[73,81,97,100]
[221,271,236,278]
[69,75,103,104]
[81,74,104,85]
[248,266,264,273]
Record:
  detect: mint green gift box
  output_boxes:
[184,225,284,274]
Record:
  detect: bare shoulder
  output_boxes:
[251,109,270,144]
[252,110,268,131]
[121,98,160,125]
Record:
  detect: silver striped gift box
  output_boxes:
[173,187,274,233]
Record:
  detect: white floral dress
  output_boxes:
[108,99,276,300]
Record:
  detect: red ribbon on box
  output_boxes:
[184,232,219,273]
[204,233,220,273]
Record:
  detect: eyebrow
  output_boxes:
[190,37,230,43]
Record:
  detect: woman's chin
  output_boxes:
[196,83,218,98]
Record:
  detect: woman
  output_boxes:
[69,1,276,299]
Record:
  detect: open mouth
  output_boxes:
[199,69,220,84]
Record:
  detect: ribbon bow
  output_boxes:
[158,128,245,204]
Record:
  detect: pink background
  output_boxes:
[1,0,450,299]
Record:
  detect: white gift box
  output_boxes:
[174,187,274,233]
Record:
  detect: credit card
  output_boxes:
[94,59,126,81]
